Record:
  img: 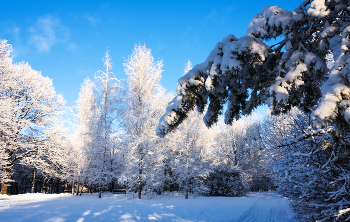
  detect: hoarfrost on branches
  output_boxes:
[0,40,66,194]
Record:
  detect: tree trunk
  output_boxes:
[25,180,28,194]
[31,168,36,193]
[1,168,12,195]
[72,180,75,195]
[55,178,60,194]
[234,150,238,166]
[98,142,107,199]
[79,179,85,196]
[138,160,142,199]
[98,70,109,199]
[76,182,80,195]
[1,183,7,195]
[14,182,19,195]
[42,179,48,194]
[40,180,43,193]
[138,183,142,199]
[185,143,189,199]
[110,180,114,193]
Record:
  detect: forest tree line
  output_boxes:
[0,41,270,199]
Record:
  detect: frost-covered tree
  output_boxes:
[212,113,269,192]
[157,0,350,136]
[0,40,65,194]
[260,107,350,221]
[66,78,97,195]
[183,59,192,76]
[236,115,269,191]
[138,92,176,195]
[144,60,215,198]
[171,110,213,199]
[213,120,245,167]
[90,49,123,198]
[122,44,164,199]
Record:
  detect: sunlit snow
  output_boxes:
[0,192,296,222]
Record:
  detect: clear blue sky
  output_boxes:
[1,0,299,107]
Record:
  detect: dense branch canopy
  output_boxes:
[0,39,65,182]
[157,0,350,136]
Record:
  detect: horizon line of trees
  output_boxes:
[0,40,270,201]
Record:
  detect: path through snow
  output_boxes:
[0,191,296,222]
[238,192,296,222]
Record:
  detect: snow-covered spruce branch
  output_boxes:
[157,0,350,137]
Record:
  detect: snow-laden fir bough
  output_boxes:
[157,0,350,136]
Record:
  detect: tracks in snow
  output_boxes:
[237,192,296,222]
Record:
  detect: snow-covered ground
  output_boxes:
[0,191,296,222]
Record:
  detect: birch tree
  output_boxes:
[173,110,213,199]
[65,78,97,195]
[90,49,123,198]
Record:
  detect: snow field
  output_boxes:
[0,192,296,222]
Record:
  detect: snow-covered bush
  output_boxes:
[199,168,245,197]
[250,175,271,192]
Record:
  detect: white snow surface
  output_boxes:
[0,192,296,222]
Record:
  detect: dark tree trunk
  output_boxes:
[76,182,79,195]
[138,162,142,199]
[31,168,36,193]
[14,182,19,195]
[79,180,85,196]
[56,178,60,194]
[25,180,28,194]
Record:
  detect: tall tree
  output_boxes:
[122,44,164,199]
[70,77,97,195]
[91,49,123,198]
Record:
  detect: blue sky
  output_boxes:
[1,0,299,107]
